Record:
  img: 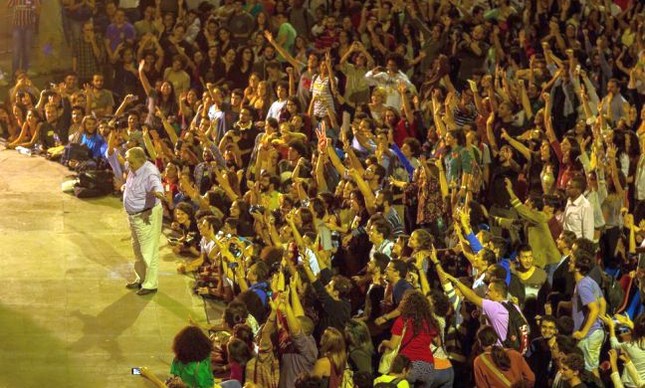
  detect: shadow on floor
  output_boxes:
[0,304,94,387]
[69,292,150,361]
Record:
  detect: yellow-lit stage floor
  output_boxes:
[0,148,210,387]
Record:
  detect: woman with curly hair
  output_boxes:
[170,326,214,388]
[313,327,347,388]
[407,228,434,272]
[472,326,534,388]
[378,290,440,387]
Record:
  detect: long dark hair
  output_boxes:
[399,290,440,337]
[477,326,511,371]
[172,326,213,364]
[631,313,645,347]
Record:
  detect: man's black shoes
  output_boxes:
[125,281,141,290]
[136,288,158,296]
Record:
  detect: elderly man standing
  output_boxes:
[123,147,164,296]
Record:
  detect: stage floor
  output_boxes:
[0,149,211,387]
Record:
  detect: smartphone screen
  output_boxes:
[131,368,141,375]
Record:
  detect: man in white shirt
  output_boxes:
[367,219,394,260]
[266,81,289,120]
[563,175,594,241]
[364,53,414,109]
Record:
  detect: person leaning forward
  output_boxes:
[123,147,164,296]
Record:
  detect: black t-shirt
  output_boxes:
[38,122,63,149]
[487,164,519,208]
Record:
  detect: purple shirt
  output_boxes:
[481,299,522,344]
[572,276,603,336]
[123,161,163,214]
[105,22,135,52]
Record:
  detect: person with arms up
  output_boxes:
[124,146,164,296]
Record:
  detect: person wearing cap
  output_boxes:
[123,146,165,296]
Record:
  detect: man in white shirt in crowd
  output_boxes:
[563,175,594,241]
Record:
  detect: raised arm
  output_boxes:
[154,107,179,144]
[501,129,532,161]
[138,59,153,97]
[441,266,483,307]
[264,30,303,72]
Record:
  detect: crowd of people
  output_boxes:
[4,0,645,387]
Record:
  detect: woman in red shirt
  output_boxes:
[379,290,439,387]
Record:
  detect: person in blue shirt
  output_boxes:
[79,115,107,159]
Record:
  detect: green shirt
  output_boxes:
[170,358,214,388]
[277,22,297,59]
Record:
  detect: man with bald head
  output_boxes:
[123,147,164,295]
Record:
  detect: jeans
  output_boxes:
[431,367,454,388]
[12,26,34,76]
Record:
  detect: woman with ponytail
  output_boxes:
[473,326,535,387]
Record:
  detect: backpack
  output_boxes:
[61,143,92,166]
[600,271,624,315]
[374,377,404,388]
[501,302,530,355]
[73,170,114,198]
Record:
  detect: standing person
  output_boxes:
[563,175,594,241]
[472,326,535,388]
[123,147,164,296]
[378,290,439,387]
[73,21,104,85]
[9,0,40,78]
[569,249,606,377]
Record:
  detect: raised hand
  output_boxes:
[486,111,496,126]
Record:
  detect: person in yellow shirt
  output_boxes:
[373,354,411,388]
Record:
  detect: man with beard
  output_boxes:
[86,73,115,117]
[374,259,412,327]
[367,218,394,261]
[232,107,259,167]
[374,188,404,238]
[253,44,279,80]
[194,148,215,195]
[251,169,281,212]
[77,115,106,161]
[39,103,69,151]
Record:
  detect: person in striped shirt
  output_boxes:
[9,0,40,78]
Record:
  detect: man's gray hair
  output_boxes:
[127,147,147,162]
